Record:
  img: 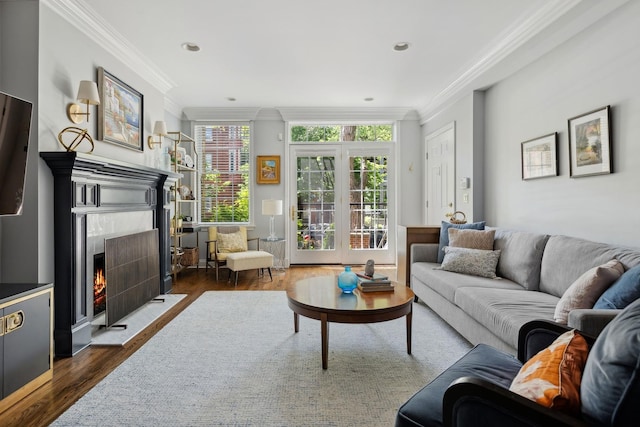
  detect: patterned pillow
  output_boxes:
[439,246,501,279]
[448,228,495,250]
[217,231,247,253]
[554,259,624,324]
[510,329,589,414]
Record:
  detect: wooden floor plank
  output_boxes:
[0,265,395,427]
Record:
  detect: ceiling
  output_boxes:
[50,0,624,119]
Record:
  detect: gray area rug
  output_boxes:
[52,291,472,426]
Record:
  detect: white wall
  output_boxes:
[483,0,640,247]
[397,118,422,226]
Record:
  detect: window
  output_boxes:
[290,124,393,142]
[195,123,251,224]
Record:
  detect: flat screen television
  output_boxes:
[0,91,32,216]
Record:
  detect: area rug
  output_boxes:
[52,291,472,426]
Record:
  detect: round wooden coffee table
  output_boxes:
[286,275,414,369]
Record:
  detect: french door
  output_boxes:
[289,144,395,265]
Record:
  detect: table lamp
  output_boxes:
[262,199,283,241]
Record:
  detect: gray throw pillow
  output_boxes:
[439,246,501,279]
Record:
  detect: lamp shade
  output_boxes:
[153,120,168,136]
[76,80,100,105]
[262,199,283,216]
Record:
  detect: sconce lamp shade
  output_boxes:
[262,199,283,216]
[153,120,168,136]
[76,80,100,105]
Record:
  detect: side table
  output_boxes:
[260,238,286,270]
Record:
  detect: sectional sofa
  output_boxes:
[410,226,640,354]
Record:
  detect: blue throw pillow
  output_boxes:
[437,221,486,263]
[581,298,640,425]
[594,264,640,309]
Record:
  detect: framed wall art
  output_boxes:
[521,132,558,180]
[256,155,280,184]
[97,67,144,151]
[568,105,612,177]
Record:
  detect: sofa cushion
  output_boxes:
[554,259,624,324]
[509,330,589,414]
[440,247,501,279]
[396,343,522,427]
[411,261,524,303]
[493,229,549,291]
[455,287,559,349]
[437,221,486,263]
[448,228,495,250]
[594,264,640,309]
[540,235,640,298]
[581,298,640,426]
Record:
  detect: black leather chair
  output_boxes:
[396,298,640,427]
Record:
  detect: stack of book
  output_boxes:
[356,272,394,292]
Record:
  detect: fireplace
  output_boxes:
[93,253,106,316]
[42,151,179,357]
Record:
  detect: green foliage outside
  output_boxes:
[291,124,393,142]
[201,163,250,223]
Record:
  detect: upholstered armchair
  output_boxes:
[396,298,640,427]
[205,226,258,281]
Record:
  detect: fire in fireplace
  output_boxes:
[94,253,106,316]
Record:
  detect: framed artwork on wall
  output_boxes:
[568,105,612,178]
[97,67,144,151]
[256,155,280,184]
[521,132,558,180]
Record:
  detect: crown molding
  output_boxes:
[417,0,583,123]
[182,107,262,121]
[276,107,415,122]
[43,0,176,94]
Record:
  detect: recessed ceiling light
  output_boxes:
[393,42,410,52]
[364,97,374,102]
[181,42,200,52]
[227,97,236,102]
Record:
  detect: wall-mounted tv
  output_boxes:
[0,91,32,216]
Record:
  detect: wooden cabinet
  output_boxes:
[397,225,440,286]
[167,131,199,279]
[0,283,53,414]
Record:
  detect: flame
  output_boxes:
[94,268,106,296]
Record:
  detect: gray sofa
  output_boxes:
[410,228,640,354]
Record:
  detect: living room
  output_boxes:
[1,0,640,425]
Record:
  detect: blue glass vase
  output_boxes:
[338,266,358,293]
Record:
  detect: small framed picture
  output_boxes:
[256,155,280,184]
[97,67,144,151]
[521,132,558,180]
[568,105,612,178]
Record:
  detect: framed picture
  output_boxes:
[521,132,558,180]
[256,155,280,184]
[97,67,144,151]
[568,105,612,177]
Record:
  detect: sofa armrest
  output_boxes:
[443,377,589,427]
[410,243,439,264]
[568,309,620,337]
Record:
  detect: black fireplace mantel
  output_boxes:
[41,151,179,356]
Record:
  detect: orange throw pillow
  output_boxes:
[509,330,589,414]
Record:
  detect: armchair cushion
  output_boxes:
[217,230,248,253]
[509,329,589,413]
[581,297,640,426]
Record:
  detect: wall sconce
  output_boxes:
[262,199,283,241]
[147,120,168,149]
[67,80,100,123]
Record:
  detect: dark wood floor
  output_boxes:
[0,265,396,427]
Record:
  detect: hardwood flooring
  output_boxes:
[0,265,396,427]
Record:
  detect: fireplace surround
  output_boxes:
[42,152,179,356]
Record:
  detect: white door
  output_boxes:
[289,144,394,265]
[425,122,455,224]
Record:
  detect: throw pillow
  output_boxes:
[439,246,501,279]
[448,228,495,250]
[509,329,589,414]
[217,231,247,253]
[554,259,624,324]
[581,297,640,425]
[437,220,486,263]
[594,264,640,309]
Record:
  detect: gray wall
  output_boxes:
[424,0,640,248]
